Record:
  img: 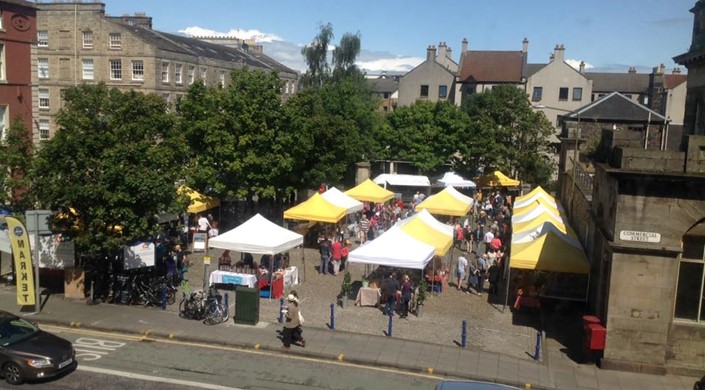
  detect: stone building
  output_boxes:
[397,42,459,107]
[34,2,297,144]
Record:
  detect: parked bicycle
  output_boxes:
[203,286,228,325]
[179,286,228,325]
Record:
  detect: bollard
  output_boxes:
[330,303,335,330]
[387,311,393,337]
[279,298,285,324]
[161,286,167,310]
[224,292,229,319]
[461,320,467,349]
[533,330,542,361]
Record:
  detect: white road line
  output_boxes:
[77,365,243,390]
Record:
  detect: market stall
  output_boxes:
[512,212,567,234]
[437,171,477,188]
[178,185,220,214]
[414,186,472,217]
[347,226,435,269]
[396,209,453,256]
[283,193,347,224]
[475,170,521,188]
[344,179,395,203]
[321,187,364,214]
[512,221,580,245]
[514,186,557,209]
[511,203,563,225]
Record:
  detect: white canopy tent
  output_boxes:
[209,214,303,254]
[437,172,476,188]
[511,204,563,224]
[321,187,363,214]
[373,174,431,188]
[347,226,435,270]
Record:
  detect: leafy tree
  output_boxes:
[462,85,555,185]
[31,84,186,255]
[332,32,362,81]
[300,23,334,89]
[0,116,34,212]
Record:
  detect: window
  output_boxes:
[532,87,543,102]
[0,10,3,30]
[200,67,207,81]
[420,85,429,98]
[38,58,49,79]
[38,119,50,141]
[572,87,583,101]
[109,59,122,80]
[37,31,48,47]
[219,71,225,87]
[109,33,121,49]
[132,60,144,81]
[674,234,705,322]
[82,31,93,49]
[188,65,195,85]
[39,88,49,110]
[0,105,7,142]
[82,59,94,80]
[290,82,295,94]
[175,64,182,84]
[161,62,169,83]
[558,87,569,101]
[438,85,448,99]
[0,43,4,80]
[59,58,70,79]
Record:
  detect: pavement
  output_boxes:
[0,287,698,390]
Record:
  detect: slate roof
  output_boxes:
[586,72,649,93]
[526,63,547,77]
[459,51,526,83]
[664,74,687,89]
[367,77,399,94]
[561,92,667,123]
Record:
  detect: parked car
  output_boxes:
[0,311,76,385]
[436,380,521,390]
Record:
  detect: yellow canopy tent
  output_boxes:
[512,213,568,234]
[397,210,453,256]
[510,230,590,274]
[415,187,472,217]
[515,186,555,203]
[513,199,562,218]
[344,179,395,203]
[476,170,521,188]
[178,185,220,214]
[283,193,347,223]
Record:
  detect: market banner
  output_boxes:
[5,217,36,306]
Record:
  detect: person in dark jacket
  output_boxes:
[381,273,400,316]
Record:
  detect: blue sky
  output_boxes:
[105,0,694,74]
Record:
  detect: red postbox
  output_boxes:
[586,323,607,350]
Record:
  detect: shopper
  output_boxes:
[456,254,468,291]
[400,275,413,319]
[281,294,302,349]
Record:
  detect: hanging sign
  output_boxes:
[5,217,36,306]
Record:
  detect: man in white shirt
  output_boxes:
[197,214,211,232]
[457,255,468,291]
[483,229,495,254]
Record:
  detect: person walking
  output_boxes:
[456,254,468,291]
[358,214,370,244]
[331,238,342,276]
[400,275,413,319]
[319,237,332,275]
[340,240,350,272]
[381,273,400,316]
[197,214,211,233]
[477,253,488,297]
[290,290,305,346]
[281,294,303,349]
[468,260,480,295]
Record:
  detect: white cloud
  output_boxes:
[357,56,424,73]
[179,26,282,43]
[565,58,594,70]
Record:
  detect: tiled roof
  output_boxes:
[664,74,687,89]
[367,77,399,93]
[586,72,649,93]
[563,92,667,123]
[459,51,526,83]
[526,63,547,77]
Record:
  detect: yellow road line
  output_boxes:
[42,324,444,380]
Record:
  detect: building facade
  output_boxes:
[675,0,705,138]
[34,2,297,144]
[0,0,36,143]
[397,42,458,107]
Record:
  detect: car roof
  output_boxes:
[0,311,18,322]
[436,380,521,390]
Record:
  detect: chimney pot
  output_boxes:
[461,38,468,54]
[579,61,585,74]
[673,67,681,74]
[522,38,529,53]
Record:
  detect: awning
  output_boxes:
[475,170,521,188]
[321,187,363,214]
[437,171,476,188]
[344,179,395,203]
[510,230,590,274]
[347,226,436,270]
[513,213,567,234]
[209,214,303,254]
[283,193,346,223]
[512,203,563,224]
[178,185,220,214]
[415,187,472,217]
[373,174,431,187]
[396,209,453,256]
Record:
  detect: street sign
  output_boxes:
[619,230,661,243]
[203,256,211,265]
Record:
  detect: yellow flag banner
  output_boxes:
[5,217,36,306]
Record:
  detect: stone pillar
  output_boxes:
[355,161,371,185]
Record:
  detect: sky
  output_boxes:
[103,0,695,74]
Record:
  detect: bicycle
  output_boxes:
[203,286,228,325]
[179,289,205,320]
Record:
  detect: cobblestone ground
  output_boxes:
[187,246,538,360]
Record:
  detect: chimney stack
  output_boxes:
[657,63,665,74]
[461,38,468,55]
[579,61,585,74]
[438,41,447,59]
[673,67,682,74]
[522,37,529,53]
[553,44,565,62]
[427,45,436,62]
[446,46,452,59]
[628,67,637,74]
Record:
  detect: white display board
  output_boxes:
[37,234,75,268]
[124,242,155,270]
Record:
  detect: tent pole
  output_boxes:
[503,266,512,313]
[301,246,306,283]
[269,254,274,300]
[585,272,591,302]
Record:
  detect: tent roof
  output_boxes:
[397,210,453,256]
[514,190,557,209]
[510,230,590,274]
[208,214,303,255]
[283,193,346,223]
[321,187,363,214]
[476,171,521,188]
[513,213,566,234]
[415,187,472,217]
[178,185,220,214]
[516,186,554,202]
[344,179,395,203]
[512,221,579,245]
[438,172,476,188]
[347,226,436,270]
[512,203,562,224]
[445,186,475,205]
[373,174,431,187]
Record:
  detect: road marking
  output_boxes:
[74,337,127,361]
[78,365,242,390]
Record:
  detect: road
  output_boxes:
[21,325,443,390]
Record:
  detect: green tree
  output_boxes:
[31,84,186,255]
[300,23,334,89]
[462,85,555,185]
[0,116,34,212]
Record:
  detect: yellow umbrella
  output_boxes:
[178,185,220,214]
[510,230,590,274]
[344,179,395,203]
[415,187,471,217]
[283,193,347,223]
[476,170,521,188]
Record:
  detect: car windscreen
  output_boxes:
[0,318,39,347]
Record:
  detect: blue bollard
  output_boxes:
[387,311,393,337]
[330,303,335,330]
[279,298,285,324]
[224,293,229,319]
[461,320,467,349]
[161,286,167,310]
[533,330,542,361]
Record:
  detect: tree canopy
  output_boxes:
[0,116,34,212]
